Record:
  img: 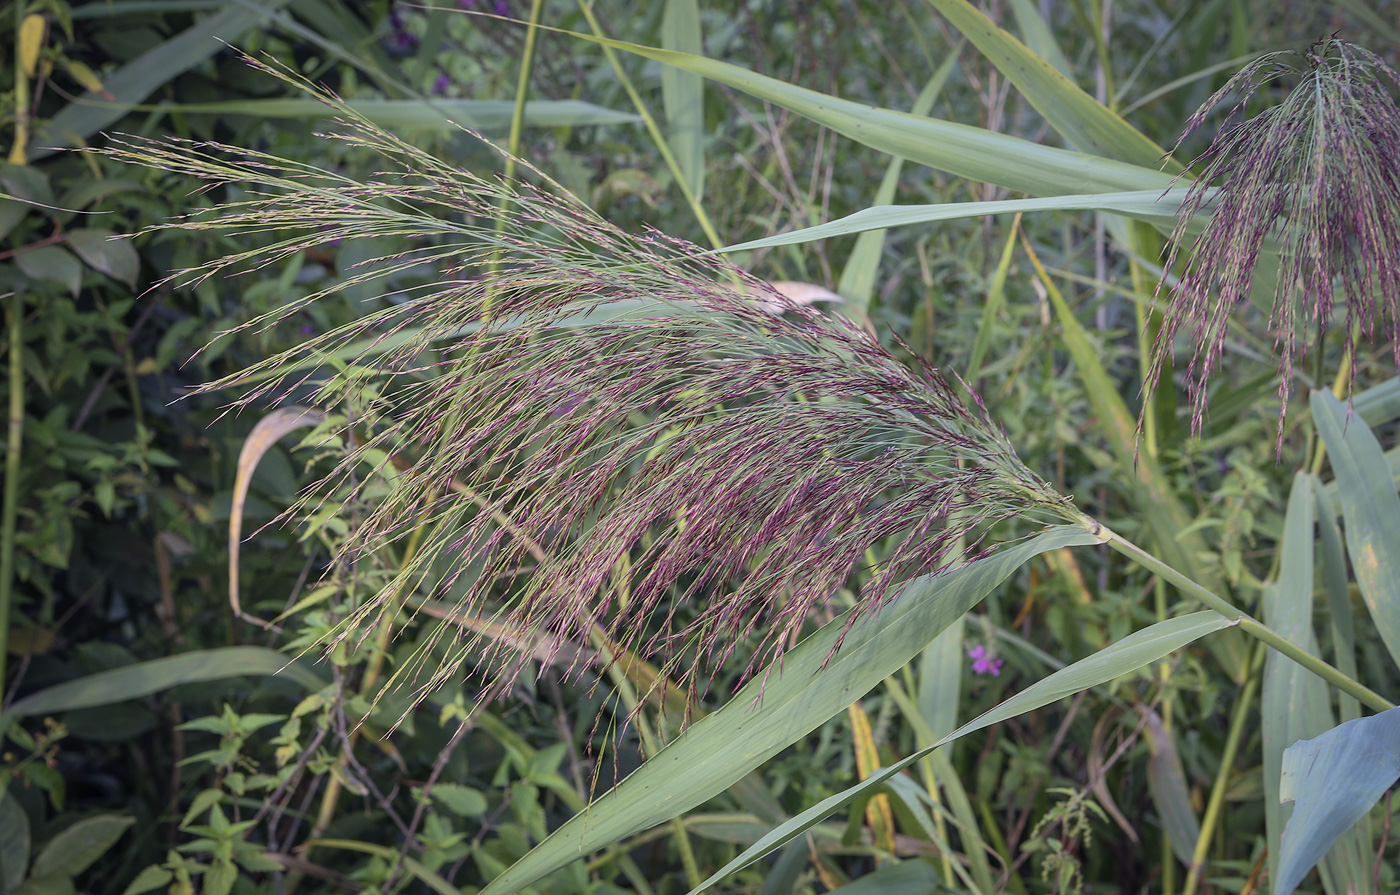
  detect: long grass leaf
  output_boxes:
[147,97,640,131]
[6,647,324,716]
[548,24,1175,196]
[687,611,1233,892]
[1312,389,1400,672]
[661,0,705,202]
[924,0,1177,170]
[479,525,1099,895]
[721,189,1191,255]
[31,0,296,158]
[1261,474,1332,887]
[836,49,960,312]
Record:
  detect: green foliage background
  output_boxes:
[2,2,1400,895]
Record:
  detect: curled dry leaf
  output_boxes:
[229,406,325,627]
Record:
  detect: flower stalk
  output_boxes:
[1099,525,1392,713]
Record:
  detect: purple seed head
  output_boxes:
[1150,38,1400,449]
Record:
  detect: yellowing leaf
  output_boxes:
[63,60,114,101]
[19,15,46,78]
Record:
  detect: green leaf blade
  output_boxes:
[7,647,324,717]
[480,525,1100,895]
[1311,389,1400,671]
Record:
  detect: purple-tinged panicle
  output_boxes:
[1150,39,1400,448]
[101,55,1084,708]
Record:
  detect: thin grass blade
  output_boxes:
[686,611,1234,893]
[478,526,1098,895]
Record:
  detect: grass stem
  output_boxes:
[1100,526,1392,713]
[0,293,22,699]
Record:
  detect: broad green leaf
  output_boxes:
[925,0,1177,171]
[6,647,325,717]
[1312,390,1400,671]
[661,0,705,202]
[1275,708,1400,895]
[0,794,29,890]
[16,246,82,296]
[12,874,76,895]
[31,0,297,158]
[1141,707,1199,867]
[31,815,134,879]
[1352,377,1400,428]
[1007,0,1071,78]
[118,866,172,895]
[836,49,960,312]
[66,229,138,288]
[1261,474,1336,889]
[147,98,641,132]
[687,611,1234,892]
[1314,481,1360,724]
[479,525,1101,895]
[720,189,1190,255]
[553,26,1176,196]
[430,783,488,818]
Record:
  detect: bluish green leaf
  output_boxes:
[553,26,1175,197]
[480,525,1101,895]
[661,0,705,202]
[1275,708,1400,895]
[6,647,325,717]
[684,611,1232,893]
[1314,481,1360,724]
[720,190,1191,255]
[1311,390,1400,671]
[1262,474,1334,888]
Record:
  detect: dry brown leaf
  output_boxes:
[229,406,325,627]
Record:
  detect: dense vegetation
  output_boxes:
[3,3,1400,895]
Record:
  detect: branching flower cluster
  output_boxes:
[108,60,1081,705]
[1152,38,1400,441]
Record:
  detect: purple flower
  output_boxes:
[968,644,1003,677]
[493,0,510,14]
[385,28,419,54]
[433,74,451,96]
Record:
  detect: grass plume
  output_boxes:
[107,58,1083,705]
[1150,38,1400,443]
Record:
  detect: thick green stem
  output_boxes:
[1,293,22,697]
[1100,526,1393,713]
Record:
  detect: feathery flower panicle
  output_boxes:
[1151,38,1400,443]
[108,59,1082,705]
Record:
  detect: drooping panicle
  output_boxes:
[105,57,1083,705]
[1150,38,1400,445]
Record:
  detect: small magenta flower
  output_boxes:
[968,644,1004,677]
